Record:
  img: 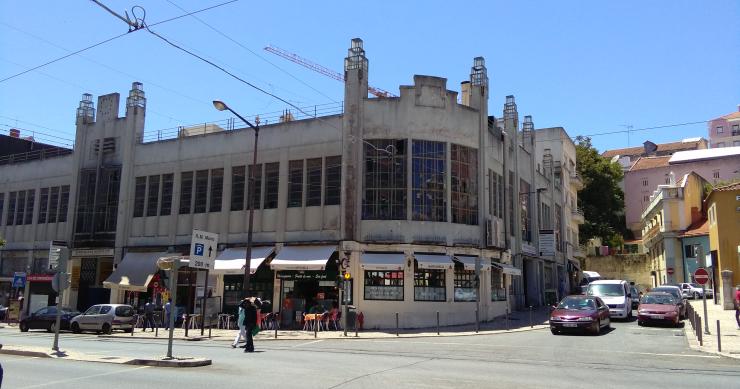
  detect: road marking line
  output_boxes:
[291,339,324,348]
[18,365,150,389]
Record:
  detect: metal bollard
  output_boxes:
[185,315,189,338]
[354,314,358,337]
[505,308,509,331]
[396,312,399,336]
[274,315,278,339]
[155,324,158,338]
[437,311,440,335]
[697,319,703,346]
[529,306,533,328]
[314,316,318,338]
[475,309,479,333]
[716,320,722,353]
[208,325,211,339]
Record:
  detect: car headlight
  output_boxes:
[638,310,648,314]
[577,317,593,322]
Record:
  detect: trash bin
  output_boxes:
[346,305,357,330]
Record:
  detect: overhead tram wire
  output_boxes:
[530,119,709,144]
[0,0,237,84]
[164,0,338,103]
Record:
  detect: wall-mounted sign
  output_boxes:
[276,270,333,281]
[539,230,555,257]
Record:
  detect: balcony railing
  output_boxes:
[0,147,73,165]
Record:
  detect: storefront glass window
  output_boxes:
[363,270,404,301]
[363,139,407,220]
[414,268,446,301]
[491,267,506,301]
[453,267,477,302]
[412,140,446,221]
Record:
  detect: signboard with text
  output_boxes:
[189,229,218,270]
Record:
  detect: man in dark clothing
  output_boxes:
[243,299,258,353]
[143,300,156,332]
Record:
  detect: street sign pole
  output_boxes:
[702,285,710,335]
[167,265,179,359]
[693,266,711,335]
[52,247,69,352]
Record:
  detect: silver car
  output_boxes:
[70,304,135,334]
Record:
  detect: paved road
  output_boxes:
[2,318,739,388]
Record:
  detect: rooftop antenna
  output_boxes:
[621,124,633,147]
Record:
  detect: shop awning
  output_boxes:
[491,262,522,276]
[360,253,405,271]
[270,245,336,271]
[414,254,453,270]
[214,247,275,275]
[103,252,170,292]
[453,255,490,271]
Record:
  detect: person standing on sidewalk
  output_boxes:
[143,300,155,332]
[243,298,258,353]
[231,298,247,348]
[734,285,740,330]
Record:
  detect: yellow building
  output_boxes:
[641,172,708,287]
[705,182,740,301]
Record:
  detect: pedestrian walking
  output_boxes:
[231,298,247,348]
[734,285,740,330]
[164,298,172,329]
[243,298,259,353]
[143,300,156,332]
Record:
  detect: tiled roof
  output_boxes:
[719,111,740,120]
[602,140,705,158]
[712,182,740,192]
[669,146,740,164]
[680,218,709,238]
[628,156,671,171]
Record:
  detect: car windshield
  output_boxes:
[689,283,702,288]
[652,288,680,299]
[587,284,624,297]
[557,297,596,310]
[641,294,675,305]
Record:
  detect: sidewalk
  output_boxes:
[102,307,551,342]
[684,300,740,359]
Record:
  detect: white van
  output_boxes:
[586,280,632,319]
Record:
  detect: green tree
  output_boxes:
[575,136,631,246]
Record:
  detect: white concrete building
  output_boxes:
[0,39,583,328]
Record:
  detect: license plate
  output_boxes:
[651,315,664,319]
[563,323,578,328]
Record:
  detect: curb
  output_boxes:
[127,358,212,367]
[98,334,210,342]
[682,325,740,360]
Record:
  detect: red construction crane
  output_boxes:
[264,45,396,98]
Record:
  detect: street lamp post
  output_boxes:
[213,100,260,299]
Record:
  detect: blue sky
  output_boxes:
[1,1,738,153]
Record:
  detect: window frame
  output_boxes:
[231,166,246,211]
[451,144,479,225]
[146,175,160,217]
[363,270,404,301]
[412,140,446,222]
[133,176,146,217]
[306,158,322,207]
[287,160,304,208]
[160,174,173,216]
[179,171,193,214]
[209,168,224,212]
[263,162,280,209]
[453,266,477,302]
[414,267,446,302]
[324,156,342,206]
[193,169,209,214]
[363,139,407,220]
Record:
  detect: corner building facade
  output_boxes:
[0,39,583,328]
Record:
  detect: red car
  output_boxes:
[637,292,680,327]
[549,295,611,335]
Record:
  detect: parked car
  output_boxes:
[578,271,603,294]
[630,286,641,309]
[586,280,633,319]
[637,292,680,327]
[650,286,686,319]
[70,304,135,334]
[549,295,611,335]
[679,283,713,299]
[19,306,81,332]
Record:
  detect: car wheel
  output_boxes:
[550,328,559,335]
[71,322,81,334]
[48,321,57,333]
[19,322,29,332]
[637,320,643,327]
[593,320,601,336]
[102,323,112,335]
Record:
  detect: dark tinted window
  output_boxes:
[99,305,112,314]
[115,306,134,317]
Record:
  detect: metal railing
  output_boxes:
[0,147,73,165]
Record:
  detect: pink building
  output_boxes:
[707,106,740,148]
[624,147,740,236]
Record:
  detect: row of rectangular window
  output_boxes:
[133,174,174,217]
[1,186,69,226]
[362,267,500,302]
[489,171,504,219]
[362,139,479,225]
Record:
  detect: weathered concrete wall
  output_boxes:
[582,254,651,288]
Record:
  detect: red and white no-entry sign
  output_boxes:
[694,267,710,285]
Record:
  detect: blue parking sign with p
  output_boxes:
[194,243,205,256]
